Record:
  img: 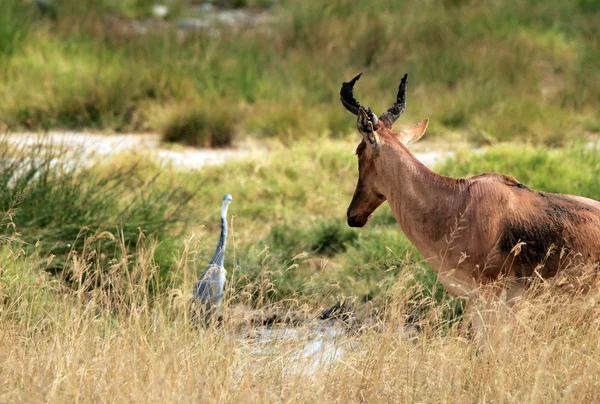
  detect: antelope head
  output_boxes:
[340,73,429,227]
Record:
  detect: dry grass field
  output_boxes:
[2,244,600,402]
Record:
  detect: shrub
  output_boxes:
[0,139,196,282]
[161,102,238,148]
[310,221,358,257]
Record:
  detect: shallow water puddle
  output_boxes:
[247,322,348,374]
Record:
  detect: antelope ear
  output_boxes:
[397,118,429,145]
[357,107,379,147]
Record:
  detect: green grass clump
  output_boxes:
[438,142,600,198]
[161,101,238,148]
[311,220,358,256]
[0,139,195,283]
[267,220,357,258]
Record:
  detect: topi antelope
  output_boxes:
[340,72,600,346]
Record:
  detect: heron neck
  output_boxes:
[210,206,228,267]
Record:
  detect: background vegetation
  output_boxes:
[1,0,599,145]
[2,0,600,401]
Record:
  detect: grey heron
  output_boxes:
[190,193,232,325]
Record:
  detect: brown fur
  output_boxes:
[348,126,600,299]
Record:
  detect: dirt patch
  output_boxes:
[3,131,259,170]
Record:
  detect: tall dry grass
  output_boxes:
[2,229,600,403]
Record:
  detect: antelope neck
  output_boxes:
[376,142,468,253]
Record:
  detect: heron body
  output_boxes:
[191,194,232,321]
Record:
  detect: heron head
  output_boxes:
[222,194,233,212]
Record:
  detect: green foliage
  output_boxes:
[266,222,308,258]
[438,143,600,199]
[311,220,358,256]
[0,140,195,281]
[267,220,358,258]
[161,101,238,148]
[0,0,598,143]
[0,1,33,60]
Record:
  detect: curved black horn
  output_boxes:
[340,73,378,125]
[340,73,363,115]
[380,73,408,127]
